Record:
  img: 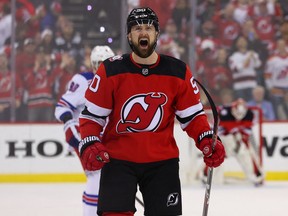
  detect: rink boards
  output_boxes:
[0,122,287,182]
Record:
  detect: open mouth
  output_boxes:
[139,38,148,48]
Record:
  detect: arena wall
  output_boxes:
[0,122,287,182]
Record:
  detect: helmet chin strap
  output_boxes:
[127,37,134,52]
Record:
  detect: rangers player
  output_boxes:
[78,7,225,216]
[54,46,115,216]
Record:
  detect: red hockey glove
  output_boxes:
[79,136,110,171]
[63,119,81,149]
[197,131,225,168]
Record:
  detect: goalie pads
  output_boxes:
[221,131,263,185]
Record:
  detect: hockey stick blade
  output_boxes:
[193,78,219,216]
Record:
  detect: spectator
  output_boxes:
[55,14,69,32]
[157,19,185,59]
[127,0,140,12]
[52,52,78,102]
[0,3,12,49]
[195,38,218,89]
[54,19,83,68]
[278,0,288,17]
[15,37,37,121]
[24,4,43,39]
[197,19,217,41]
[25,48,56,122]
[171,0,191,33]
[16,38,37,76]
[241,19,269,86]
[212,3,241,49]
[264,38,288,119]
[171,0,191,61]
[218,88,235,106]
[139,0,177,31]
[79,43,93,72]
[39,1,62,32]
[247,85,276,120]
[197,0,220,24]
[232,0,251,25]
[241,18,259,43]
[196,20,221,59]
[228,35,262,101]
[241,18,269,59]
[209,48,232,104]
[15,21,29,46]
[273,19,288,52]
[0,53,23,122]
[39,28,55,54]
[247,0,283,45]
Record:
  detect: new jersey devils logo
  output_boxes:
[116,92,167,133]
[167,192,179,207]
[224,25,238,40]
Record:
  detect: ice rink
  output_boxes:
[1,181,287,216]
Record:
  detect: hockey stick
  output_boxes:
[136,196,144,207]
[194,78,219,216]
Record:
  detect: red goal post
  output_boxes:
[175,106,263,185]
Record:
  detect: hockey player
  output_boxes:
[78,7,225,216]
[218,98,264,185]
[54,45,115,216]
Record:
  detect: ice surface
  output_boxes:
[0,181,287,216]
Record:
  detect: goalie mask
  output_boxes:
[231,98,248,120]
[90,45,115,71]
[126,7,160,53]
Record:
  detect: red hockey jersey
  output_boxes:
[79,54,211,163]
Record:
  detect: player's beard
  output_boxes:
[131,37,156,58]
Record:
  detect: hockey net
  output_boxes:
[176,106,263,185]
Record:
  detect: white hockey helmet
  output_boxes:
[90,45,115,70]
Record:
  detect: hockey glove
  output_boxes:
[197,131,225,168]
[79,136,110,171]
[64,119,81,149]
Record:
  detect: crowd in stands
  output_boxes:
[0,0,90,122]
[1,0,288,122]
[194,0,288,121]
